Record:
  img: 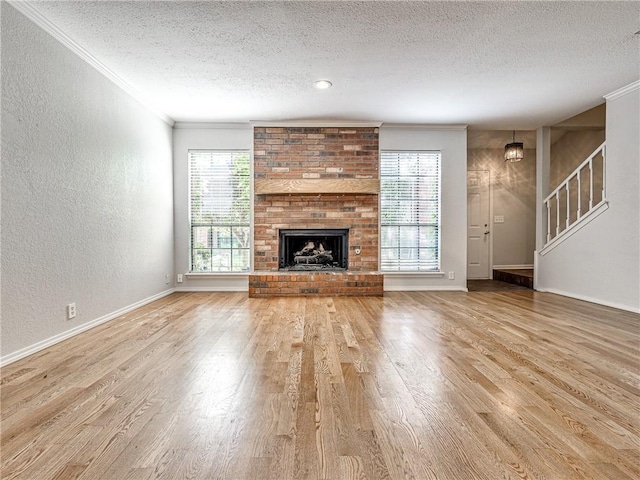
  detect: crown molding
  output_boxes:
[251,120,382,127]
[7,0,175,127]
[173,122,251,130]
[380,123,468,131]
[604,80,640,101]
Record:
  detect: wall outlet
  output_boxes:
[177,274,183,283]
[67,303,76,319]
[165,273,170,284]
[448,271,455,280]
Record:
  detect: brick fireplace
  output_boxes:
[249,126,383,296]
[279,228,349,270]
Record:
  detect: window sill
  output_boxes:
[381,271,445,276]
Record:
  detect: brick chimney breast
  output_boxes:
[253,127,379,273]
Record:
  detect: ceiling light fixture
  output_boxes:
[313,79,333,90]
[504,130,524,163]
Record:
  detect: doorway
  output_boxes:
[467,170,491,279]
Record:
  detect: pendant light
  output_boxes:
[504,130,524,163]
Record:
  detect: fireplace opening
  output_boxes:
[279,229,349,271]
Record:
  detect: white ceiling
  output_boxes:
[21,1,640,129]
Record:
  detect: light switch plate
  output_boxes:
[494,215,505,223]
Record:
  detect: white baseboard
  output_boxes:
[536,287,640,314]
[174,286,247,292]
[178,275,248,292]
[0,288,176,367]
[492,264,534,270]
[384,286,468,292]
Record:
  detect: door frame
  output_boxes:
[467,169,494,279]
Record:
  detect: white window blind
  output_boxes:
[380,151,441,271]
[189,150,250,272]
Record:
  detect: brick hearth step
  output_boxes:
[248,271,383,297]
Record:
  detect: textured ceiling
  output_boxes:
[22,1,640,128]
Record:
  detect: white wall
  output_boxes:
[537,82,640,312]
[173,123,468,291]
[380,125,468,291]
[1,4,175,363]
[173,123,252,291]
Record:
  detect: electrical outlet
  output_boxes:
[177,274,183,283]
[448,271,455,280]
[165,274,170,284]
[67,303,76,319]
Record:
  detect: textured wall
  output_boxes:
[538,84,639,312]
[253,127,379,272]
[380,126,468,290]
[467,148,537,266]
[172,124,252,291]
[1,4,174,358]
[550,129,605,188]
[173,125,468,291]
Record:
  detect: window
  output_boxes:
[380,151,441,271]
[189,150,250,272]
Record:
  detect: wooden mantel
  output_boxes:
[254,178,379,195]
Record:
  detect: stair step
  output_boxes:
[493,269,534,289]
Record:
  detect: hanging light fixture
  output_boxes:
[504,130,524,163]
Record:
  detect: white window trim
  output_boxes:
[188,149,251,273]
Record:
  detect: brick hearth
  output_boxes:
[251,126,382,296]
[248,272,383,297]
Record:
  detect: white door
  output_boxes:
[467,170,491,279]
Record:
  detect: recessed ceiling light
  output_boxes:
[313,80,333,90]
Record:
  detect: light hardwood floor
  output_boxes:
[1,291,638,479]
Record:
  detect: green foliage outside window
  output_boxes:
[189,151,250,272]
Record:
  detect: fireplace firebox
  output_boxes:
[279,229,349,271]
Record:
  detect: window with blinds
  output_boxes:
[380,151,441,271]
[189,150,250,272]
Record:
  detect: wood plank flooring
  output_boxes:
[1,291,638,479]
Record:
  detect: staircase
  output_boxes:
[493,269,534,289]
[541,142,607,254]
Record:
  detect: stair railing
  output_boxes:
[544,142,606,245]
